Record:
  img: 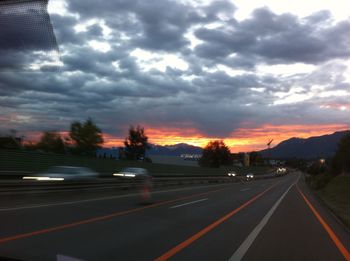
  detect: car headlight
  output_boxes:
[22,176,64,181]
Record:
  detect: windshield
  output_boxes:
[1,0,350,261]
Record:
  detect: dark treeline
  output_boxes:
[1,119,153,162]
[302,133,350,189]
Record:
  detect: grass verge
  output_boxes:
[318,175,350,229]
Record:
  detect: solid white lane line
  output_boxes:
[240,188,251,192]
[229,174,300,261]
[0,184,228,212]
[169,198,208,209]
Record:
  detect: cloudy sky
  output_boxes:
[1,0,350,152]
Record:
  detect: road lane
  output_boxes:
[155,185,277,261]
[242,184,347,261]
[0,183,233,210]
[0,177,280,260]
[169,198,209,209]
[297,184,350,260]
[161,173,298,261]
[0,177,281,238]
[229,174,299,260]
[0,184,234,239]
[0,172,348,261]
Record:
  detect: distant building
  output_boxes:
[149,155,199,167]
[180,154,202,161]
[231,153,245,166]
[243,153,250,167]
[264,159,286,166]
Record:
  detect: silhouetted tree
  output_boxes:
[123,125,150,160]
[332,133,350,175]
[36,131,65,153]
[285,158,308,171]
[0,129,22,149]
[23,141,36,151]
[69,118,103,155]
[199,140,232,168]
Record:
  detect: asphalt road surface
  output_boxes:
[0,172,349,261]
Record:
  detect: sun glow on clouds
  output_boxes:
[48,0,69,16]
[74,19,112,39]
[216,64,247,76]
[185,29,204,50]
[130,49,189,72]
[320,103,350,111]
[88,40,111,53]
[272,87,350,106]
[273,87,313,105]
[9,115,32,124]
[257,63,316,77]
[232,0,350,22]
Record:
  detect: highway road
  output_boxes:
[0,172,349,261]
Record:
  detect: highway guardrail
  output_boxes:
[0,171,288,194]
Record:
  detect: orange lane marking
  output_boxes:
[155,183,277,261]
[297,185,350,261]
[0,186,231,244]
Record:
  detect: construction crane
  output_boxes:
[267,139,274,149]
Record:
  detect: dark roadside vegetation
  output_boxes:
[0,118,271,178]
[0,149,270,178]
[319,176,350,228]
[303,133,350,229]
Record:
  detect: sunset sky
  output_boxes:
[1,0,350,152]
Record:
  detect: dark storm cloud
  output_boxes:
[1,0,350,139]
[67,0,236,52]
[194,7,350,64]
[192,71,259,97]
[67,0,191,51]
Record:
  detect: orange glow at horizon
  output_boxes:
[320,103,350,111]
[24,124,350,153]
[103,124,350,153]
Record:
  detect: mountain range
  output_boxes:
[98,130,349,159]
[260,130,350,159]
[147,143,203,156]
[149,130,350,159]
